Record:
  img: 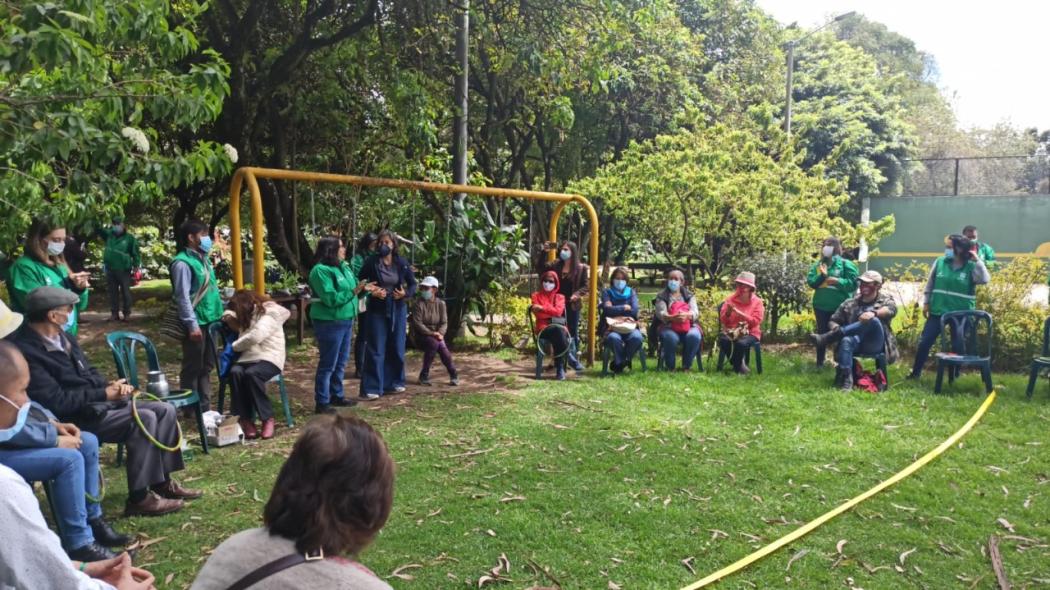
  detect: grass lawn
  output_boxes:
[71,321,1050,590]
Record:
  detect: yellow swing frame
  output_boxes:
[226,167,601,365]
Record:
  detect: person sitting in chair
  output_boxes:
[531,270,571,381]
[411,276,459,386]
[717,272,764,374]
[221,290,290,441]
[601,267,642,373]
[809,270,899,390]
[8,286,202,517]
[654,270,702,371]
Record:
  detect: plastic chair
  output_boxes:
[649,298,703,372]
[600,323,647,376]
[526,306,570,379]
[1025,317,1050,399]
[934,310,993,394]
[208,323,294,427]
[713,303,761,374]
[105,331,209,462]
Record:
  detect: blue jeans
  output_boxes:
[361,308,407,395]
[606,329,643,366]
[0,432,101,550]
[837,319,886,369]
[566,305,583,369]
[314,318,354,405]
[660,327,702,370]
[911,314,966,376]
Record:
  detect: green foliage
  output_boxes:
[0,0,232,250]
[741,252,811,338]
[469,289,532,350]
[975,256,1047,370]
[881,260,930,351]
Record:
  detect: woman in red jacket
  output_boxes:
[531,270,571,380]
[718,271,765,374]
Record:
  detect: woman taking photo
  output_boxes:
[601,267,643,373]
[6,219,90,335]
[357,230,416,400]
[309,236,364,414]
[805,237,858,368]
[191,414,395,590]
[221,290,290,440]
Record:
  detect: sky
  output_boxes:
[755,0,1050,131]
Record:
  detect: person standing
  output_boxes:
[6,219,91,336]
[350,232,378,379]
[308,237,363,414]
[171,220,224,412]
[537,240,589,371]
[906,234,990,379]
[962,225,995,269]
[806,237,859,368]
[357,230,416,400]
[411,276,458,386]
[97,217,141,322]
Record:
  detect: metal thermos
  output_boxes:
[146,371,170,397]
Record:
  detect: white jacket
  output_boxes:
[227,302,290,370]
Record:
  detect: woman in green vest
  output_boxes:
[805,236,858,367]
[308,236,366,414]
[907,234,990,379]
[6,219,91,335]
[171,220,224,412]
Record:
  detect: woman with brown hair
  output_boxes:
[191,414,395,590]
[6,218,91,335]
[536,239,589,371]
[220,290,290,440]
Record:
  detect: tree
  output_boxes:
[0,0,232,253]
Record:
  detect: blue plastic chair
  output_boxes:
[934,310,993,394]
[105,331,209,462]
[209,323,294,427]
[1025,317,1050,399]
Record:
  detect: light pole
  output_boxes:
[784,11,855,137]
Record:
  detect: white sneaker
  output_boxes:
[359,393,380,401]
[394,386,406,393]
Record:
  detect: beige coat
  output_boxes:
[224,302,290,370]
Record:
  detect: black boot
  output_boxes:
[68,541,118,562]
[809,327,843,349]
[839,367,854,391]
[89,517,132,547]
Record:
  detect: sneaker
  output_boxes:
[315,403,337,414]
[331,397,357,407]
[418,375,432,386]
[449,376,459,386]
[359,393,381,401]
[260,418,275,440]
[68,541,118,563]
[124,491,184,517]
[392,386,406,393]
[88,517,132,547]
[152,479,203,500]
[571,361,585,372]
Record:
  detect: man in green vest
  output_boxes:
[962,225,995,269]
[171,220,224,412]
[98,216,141,321]
[906,234,990,379]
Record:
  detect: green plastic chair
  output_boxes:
[105,331,209,462]
[209,323,293,427]
[1025,317,1050,399]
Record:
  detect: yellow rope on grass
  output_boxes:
[680,391,997,590]
[130,390,186,453]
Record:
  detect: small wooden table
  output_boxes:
[268,292,311,345]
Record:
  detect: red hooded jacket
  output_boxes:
[531,270,566,333]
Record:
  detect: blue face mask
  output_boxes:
[944,248,953,258]
[420,289,433,301]
[0,395,30,443]
[613,279,627,291]
[61,309,75,333]
[559,249,572,261]
[199,236,214,253]
[667,280,681,292]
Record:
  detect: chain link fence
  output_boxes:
[902,156,1050,196]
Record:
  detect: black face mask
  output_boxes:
[378,244,392,257]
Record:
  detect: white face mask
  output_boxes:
[822,245,835,258]
[46,240,65,256]
[542,281,556,292]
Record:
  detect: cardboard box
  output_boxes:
[206,415,244,447]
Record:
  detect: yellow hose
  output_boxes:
[130,390,186,453]
[680,391,997,590]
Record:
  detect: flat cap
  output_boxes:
[25,286,80,315]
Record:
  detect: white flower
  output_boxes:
[222,143,239,164]
[120,127,150,154]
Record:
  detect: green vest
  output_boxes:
[173,251,224,325]
[929,256,977,316]
[6,255,89,335]
[102,231,139,271]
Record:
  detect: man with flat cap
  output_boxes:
[7,286,202,516]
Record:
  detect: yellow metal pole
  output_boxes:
[228,169,245,289]
[244,171,267,295]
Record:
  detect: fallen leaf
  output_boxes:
[499,495,526,503]
[786,549,809,571]
[836,540,848,555]
[996,518,1016,533]
[899,548,916,566]
[891,503,917,512]
[608,582,621,590]
[486,529,497,537]
[126,536,166,551]
[681,557,696,575]
[164,573,175,585]
[389,563,424,581]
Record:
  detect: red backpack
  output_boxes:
[668,300,693,334]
